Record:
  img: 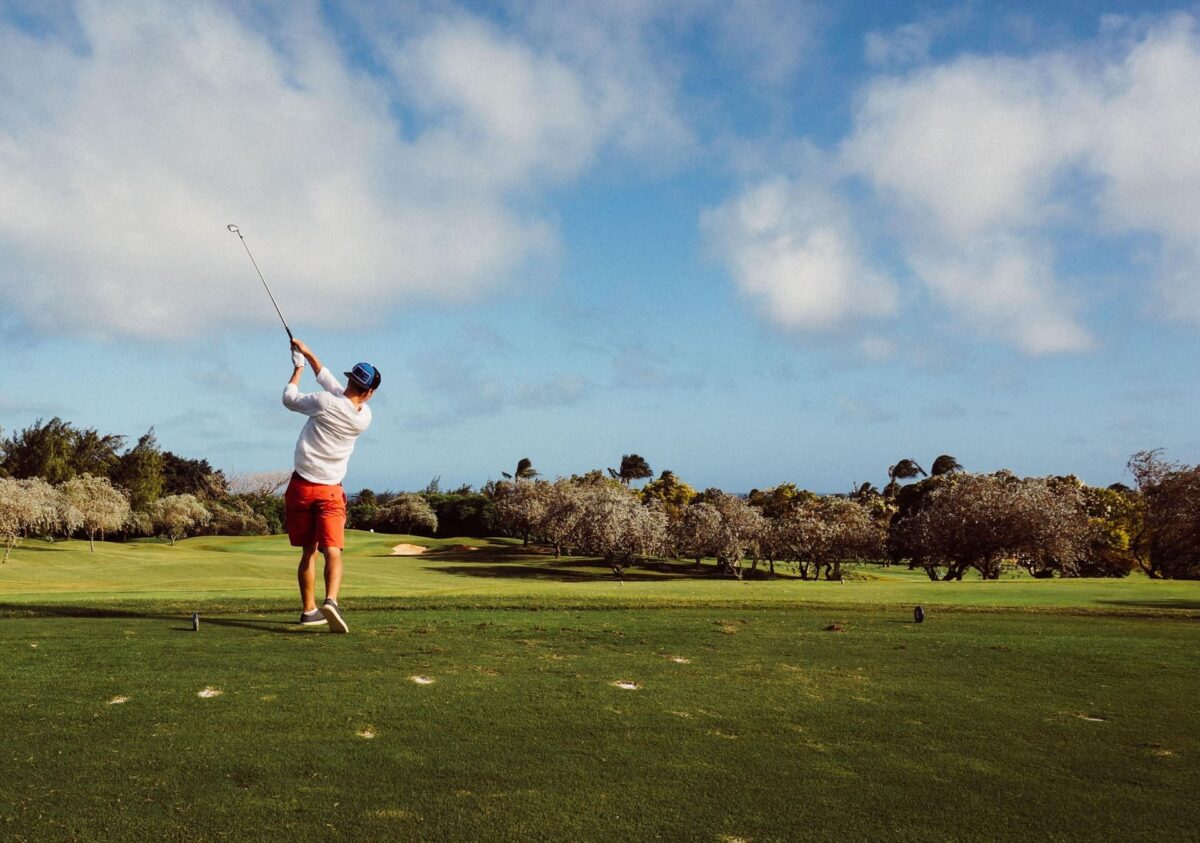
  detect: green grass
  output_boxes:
[2,535,1198,840]
[3,532,1198,614]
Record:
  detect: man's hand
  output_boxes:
[290,338,323,373]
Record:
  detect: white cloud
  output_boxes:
[839,14,1200,350]
[702,173,897,333]
[907,236,1093,354]
[0,1,688,341]
[864,23,932,67]
[709,0,822,85]
[1085,15,1200,321]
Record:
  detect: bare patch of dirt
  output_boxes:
[824,622,847,632]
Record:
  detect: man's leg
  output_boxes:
[322,546,343,604]
[298,544,320,611]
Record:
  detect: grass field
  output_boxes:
[2,534,1198,841]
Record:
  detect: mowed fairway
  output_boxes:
[2,536,1199,841]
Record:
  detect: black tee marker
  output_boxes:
[914,606,925,624]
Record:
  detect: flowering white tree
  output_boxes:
[493,479,549,545]
[150,494,212,545]
[672,502,723,564]
[58,474,132,552]
[706,492,767,579]
[541,479,586,558]
[889,472,1090,580]
[0,477,59,562]
[573,483,666,576]
[777,498,885,580]
[378,493,438,535]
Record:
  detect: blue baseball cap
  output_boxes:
[344,362,381,390]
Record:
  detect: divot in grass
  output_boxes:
[670,656,691,664]
[611,681,640,691]
[197,687,222,699]
[410,675,435,685]
[357,727,377,739]
[107,695,130,705]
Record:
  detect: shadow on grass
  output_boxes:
[0,603,298,634]
[1097,599,1200,612]
[425,560,780,583]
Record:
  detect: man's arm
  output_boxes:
[291,337,344,396]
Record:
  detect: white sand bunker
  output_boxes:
[357,727,377,739]
[410,675,435,685]
[612,681,641,691]
[391,543,429,556]
[197,687,222,699]
[107,695,130,705]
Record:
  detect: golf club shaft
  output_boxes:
[227,225,293,340]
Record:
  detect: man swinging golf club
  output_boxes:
[283,338,380,633]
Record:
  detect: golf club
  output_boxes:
[227,224,293,340]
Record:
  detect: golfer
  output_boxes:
[283,338,380,633]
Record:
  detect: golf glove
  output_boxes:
[292,350,306,369]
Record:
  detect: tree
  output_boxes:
[573,483,665,576]
[501,457,539,483]
[348,488,381,531]
[58,474,131,552]
[930,455,963,476]
[541,479,585,558]
[671,502,723,565]
[1078,484,1138,577]
[2,417,123,484]
[162,452,227,498]
[493,480,548,544]
[640,470,697,522]
[419,490,497,538]
[705,492,767,579]
[608,454,652,486]
[0,477,59,562]
[1128,450,1200,580]
[111,430,165,512]
[377,493,438,535]
[747,483,815,519]
[150,494,211,545]
[228,471,291,497]
[884,458,927,499]
[777,498,886,580]
[888,472,1090,581]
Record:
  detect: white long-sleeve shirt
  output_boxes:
[282,367,372,485]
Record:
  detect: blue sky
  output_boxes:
[1,0,1198,494]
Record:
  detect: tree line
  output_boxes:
[1,418,1197,580]
[0,417,284,558]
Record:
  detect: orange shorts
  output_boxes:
[284,473,347,550]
